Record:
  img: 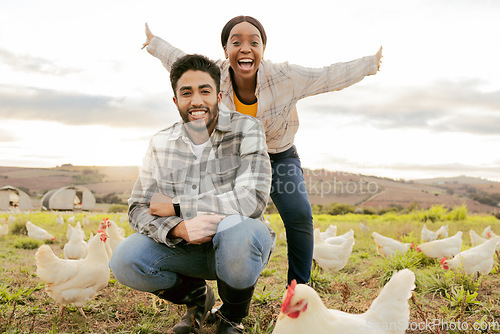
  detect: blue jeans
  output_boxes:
[269,146,313,284]
[109,215,273,291]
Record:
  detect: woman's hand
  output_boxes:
[141,23,155,49]
[375,46,383,71]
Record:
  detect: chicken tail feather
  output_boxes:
[364,269,415,333]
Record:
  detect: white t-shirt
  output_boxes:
[190,140,209,160]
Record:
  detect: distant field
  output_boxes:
[1,166,499,215]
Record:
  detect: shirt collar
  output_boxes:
[220,60,264,100]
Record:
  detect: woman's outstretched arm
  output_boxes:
[141,23,187,72]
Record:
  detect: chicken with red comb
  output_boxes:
[273,270,415,334]
[281,280,308,319]
[35,231,110,317]
[441,236,499,276]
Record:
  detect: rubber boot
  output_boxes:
[214,279,256,334]
[153,275,215,334]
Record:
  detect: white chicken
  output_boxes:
[8,214,16,223]
[415,231,462,259]
[469,229,487,247]
[67,215,75,224]
[441,237,500,276]
[360,222,370,233]
[63,225,88,260]
[35,231,110,317]
[1,218,8,236]
[421,224,448,242]
[66,222,85,241]
[273,269,415,334]
[81,214,89,226]
[324,229,355,245]
[313,228,354,271]
[320,224,337,240]
[436,225,448,238]
[483,226,499,239]
[99,218,125,253]
[26,221,55,241]
[56,214,64,226]
[421,224,438,242]
[372,232,411,258]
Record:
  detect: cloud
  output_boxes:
[302,80,500,136]
[0,85,179,128]
[0,48,81,76]
[0,128,17,142]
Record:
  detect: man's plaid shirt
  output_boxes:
[128,108,272,247]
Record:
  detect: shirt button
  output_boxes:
[192,184,197,190]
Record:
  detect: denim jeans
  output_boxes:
[269,146,313,284]
[109,215,273,291]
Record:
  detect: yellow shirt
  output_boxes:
[233,91,258,117]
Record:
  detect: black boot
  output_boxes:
[153,275,215,334]
[215,279,256,334]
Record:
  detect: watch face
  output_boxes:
[172,196,180,204]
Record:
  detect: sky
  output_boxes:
[1,0,499,181]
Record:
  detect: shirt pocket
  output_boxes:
[158,168,187,197]
[207,155,240,192]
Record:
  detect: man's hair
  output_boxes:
[221,15,267,49]
[170,54,221,95]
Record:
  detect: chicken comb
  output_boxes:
[441,257,449,270]
[281,279,297,313]
[98,231,108,242]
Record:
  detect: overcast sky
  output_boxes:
[1,0,499,181]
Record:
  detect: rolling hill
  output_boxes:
[1,166,499,214]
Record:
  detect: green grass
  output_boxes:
[0,207,499,333]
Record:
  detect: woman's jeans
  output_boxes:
[269,145,313,284]
[109,215,273,291]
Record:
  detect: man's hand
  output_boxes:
[141,23,154,49]
[149,193,175,216]
[169,215,225,244]
[375,46,383,71]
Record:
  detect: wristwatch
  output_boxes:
[172,196,181,217]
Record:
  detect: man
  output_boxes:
[109,54,274,334]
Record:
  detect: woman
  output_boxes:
[143,16,382,286]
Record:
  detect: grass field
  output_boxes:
[0,208,499,333]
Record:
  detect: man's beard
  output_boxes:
[182,102,219,133]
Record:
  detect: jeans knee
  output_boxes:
[108,244,131,286]
[214,216,272,289]
[216,215,270,251]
